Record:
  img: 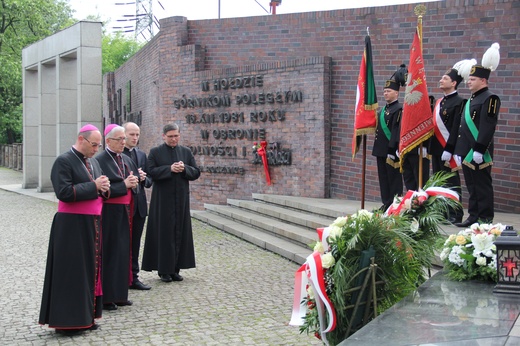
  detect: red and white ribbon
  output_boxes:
[290,252,337,343]
[316,227,332,252]
[385,187,459,216]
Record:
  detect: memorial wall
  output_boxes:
[103,0,520,212]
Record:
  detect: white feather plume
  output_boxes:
[482,42,500,71]
[452,59,477,82]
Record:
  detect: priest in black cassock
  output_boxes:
[95,124,140,311]
[39,124,110,335]
[142,123,200,283]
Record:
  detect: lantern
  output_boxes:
[494,226,520,294]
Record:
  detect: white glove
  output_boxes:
[387,154,395,160]
[441,151,452,161]
[473,151,484,164]
[396,150,400,158]
[454,155,462,166]
[421,147,428,157]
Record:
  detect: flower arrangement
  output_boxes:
[291,173,460,345]
[439,222,505,282]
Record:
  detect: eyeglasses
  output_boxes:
[109,137,127,142]
[85,138,103,148]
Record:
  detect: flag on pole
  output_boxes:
[399,26,433,165]
[351,35,378,159]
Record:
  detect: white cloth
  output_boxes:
[441,151,452,161]
[454,155,462,166]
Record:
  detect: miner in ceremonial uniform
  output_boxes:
[372,65,406,211]
[454,43,501,227]
[430,65,466,224]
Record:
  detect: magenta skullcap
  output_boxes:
[79,124,99,132]
[104,124,119,136]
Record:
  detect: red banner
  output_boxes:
[399,28,433,162]
[352,35,378,159]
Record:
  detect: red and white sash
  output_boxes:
[433,98,458,170]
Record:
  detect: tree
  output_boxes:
[0,0,75,144]
[102,31,144,75]
[0,1,144,145]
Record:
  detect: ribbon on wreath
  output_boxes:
[316,227,332,253]
[290,251,337,344]
[385,186,459,216]
[256,140,271,185]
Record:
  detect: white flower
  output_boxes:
[314,241,325,254]
[328,225,343,239]
[439,247,450,261]
[469,223,481,232]
[321,253,336,269]
[353,209,373,219]
[476,256,487,266]
[410,218,419,233]
[306,285,315,300]
[448,245,466,266]
[471,233,495,258]
[488,257,497,269]
[331,216,347,227]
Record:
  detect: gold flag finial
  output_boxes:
[414,4,426,18]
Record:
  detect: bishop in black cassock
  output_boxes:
[39,125,109,333]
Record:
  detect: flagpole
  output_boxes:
[361,135,366,209]
[415,5,426,188]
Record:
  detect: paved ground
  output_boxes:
[0,168,320,345]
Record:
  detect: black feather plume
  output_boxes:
[391,63,408,87]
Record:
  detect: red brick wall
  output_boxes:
[105,0,520,213]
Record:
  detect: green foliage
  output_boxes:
[300,173,458,345]
[102,32,144,74]
[0,0,143,144]
[0,0,75,143]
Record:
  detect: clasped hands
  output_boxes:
[171,161,185,173]
[95,175,110,193]
[124,171,139,189]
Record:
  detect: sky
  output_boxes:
[68,0,440,35]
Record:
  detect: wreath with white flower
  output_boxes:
[438,222,505,282]
[291,173,461,345]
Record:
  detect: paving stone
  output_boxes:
[0,168,321,345]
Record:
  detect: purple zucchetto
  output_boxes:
[79,124,99,133]
[104,124,119,136]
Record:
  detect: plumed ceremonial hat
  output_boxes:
[444,68,463,88]
[384,64,407,91]
[452,58,477,83]
[470,43,500,80]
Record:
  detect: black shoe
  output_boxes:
[130,279,151,290]
[89,323,99,331]
[56,328,84,336]
[115,300,133,306]
[455,218,477,228]
[160,274,173,283]
[171,273,184,282]
[103,303,118,311]
[448,216,462,225]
